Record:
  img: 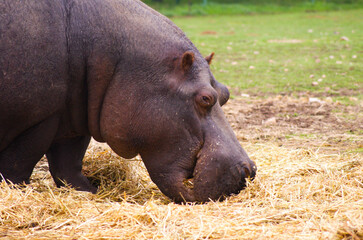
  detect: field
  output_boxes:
[1,9,362,240]
[148,1,363,17]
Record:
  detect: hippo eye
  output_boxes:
[196,92,216,110]
[201,96,212,107]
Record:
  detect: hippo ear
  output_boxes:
[181,51,195,71]
[205,52,215,65]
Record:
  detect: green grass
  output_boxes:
[149,1,363,17]
[144,0,363,17]
[170,9,363,96]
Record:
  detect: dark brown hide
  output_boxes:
[0,0,256,202]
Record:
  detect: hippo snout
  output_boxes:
[188,150,257,202]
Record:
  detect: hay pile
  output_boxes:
[1,97,362,239]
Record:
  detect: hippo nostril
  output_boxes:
[249,164,257,180]
[244,167,250,178]
[230,163,243,182]
[230,161,257,185]
[230,162,250,182]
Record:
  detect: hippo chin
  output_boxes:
[0,0,256,203]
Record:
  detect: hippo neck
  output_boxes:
[66,0,198,141]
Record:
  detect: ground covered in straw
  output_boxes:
[1,94,362,239]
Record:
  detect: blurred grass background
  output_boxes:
[141,0,363,103]
[142,0,363,16]
[171,11,363,98]
[140,2,362,103]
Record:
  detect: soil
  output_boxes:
[224,93,363,154]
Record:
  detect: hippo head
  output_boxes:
[99,51,257,203]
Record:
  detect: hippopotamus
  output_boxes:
[0,0,256,203]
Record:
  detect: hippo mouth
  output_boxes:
[175,148,256,203]
[181,150,201,191]
[138,130,257,203]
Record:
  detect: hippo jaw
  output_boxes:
[191,146,257,203]
[139,105,257,203]
[148,157,256,203]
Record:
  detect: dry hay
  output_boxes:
[1,95,362,239]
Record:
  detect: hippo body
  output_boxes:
[0,0,256,202]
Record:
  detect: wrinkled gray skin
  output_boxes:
[0,0,256,203]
